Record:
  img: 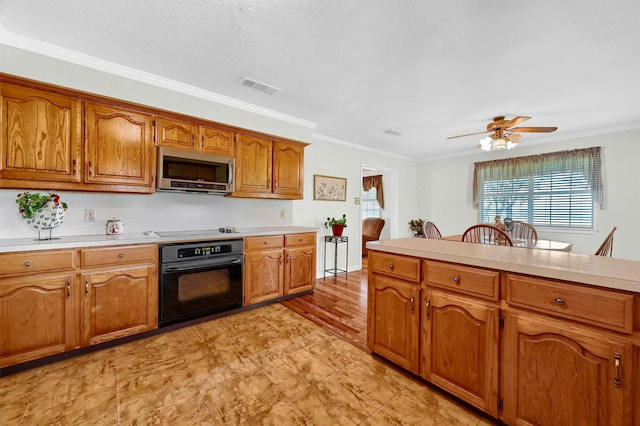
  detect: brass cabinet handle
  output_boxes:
[24,261,31,267]
[88,161,93,177]
[425,297,431,320]
[410,295,415,315]
[118,253,124,258]
[555,297,564,305]
[388,263,394,270]
[66,281,71,299]
[72,159,77,175]
[85,279,89,297]
[614,352,621,388]
[452,276,460,284]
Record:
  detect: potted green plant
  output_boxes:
[409,219,424,236]
[325,214,347,236]
[16,192,69,239]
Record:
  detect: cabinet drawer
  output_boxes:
[424,261,499,300]
[285,233,315,247]
[81,245,156,267]
[0,250,76,276]
[369,251,421,282]
[506,274,634,333]
[245,235,284,251]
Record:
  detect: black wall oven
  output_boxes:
[159,239,243,327]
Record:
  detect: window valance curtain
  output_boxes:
[472,147,603,209]
[363,175,385,209]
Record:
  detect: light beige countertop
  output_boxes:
[367,238,640,293]
[0,226,319,254]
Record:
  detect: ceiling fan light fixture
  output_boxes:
[478,136,518,151]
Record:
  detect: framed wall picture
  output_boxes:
[314,174,347,201]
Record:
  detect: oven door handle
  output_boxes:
[163,257,242,272]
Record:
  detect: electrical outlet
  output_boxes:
[280,210,286,219]
[85,209,95,222]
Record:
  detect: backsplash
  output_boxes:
[0,189,292,239]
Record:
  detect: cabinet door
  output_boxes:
[0,274,78,368]
[199,125,234,156]
[81,265,157,346]
[421,288,499,416]
[502,312,633,426]
[155,116,197,150]
[284,246,315,295]
[0,84,81,183]
[273,141,304,198]
[85,102,154,187]
[244,249,283,305]
[234,133,272,194]
[368,274,420,373]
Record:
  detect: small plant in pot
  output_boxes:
[409,219,424,236]
[325,214,347,236]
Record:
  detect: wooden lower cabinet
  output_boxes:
[81,265,157,346]
[502,311,633,426]
[368,252,639,425]
[421,288,499,417]
[0,245,158,368]
[368,274,420,373]
[244,248,284,305]
[244,233,316,305]
[0,273,79,368]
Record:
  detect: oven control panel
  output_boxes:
[178,244,232,258]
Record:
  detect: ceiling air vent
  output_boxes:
[239,77,281,95]
[381,129,403,136]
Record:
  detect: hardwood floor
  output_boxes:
[281,258,369,352]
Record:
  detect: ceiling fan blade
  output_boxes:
[447,130,492,140]
[510,126,558,133]
[501,116,531,129]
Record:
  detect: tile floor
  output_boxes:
[1,304,495,425]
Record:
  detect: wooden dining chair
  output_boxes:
[422,221,443,240]
[509,221,538,244]
[462,224,513,246]
[595,226,617,256]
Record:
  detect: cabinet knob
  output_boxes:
[24,261,31,267]
[388,263,394,270]
[452,276,460,284]
[555,297,564,305]
[118,253,124,258]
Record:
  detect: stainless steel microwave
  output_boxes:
[156,147,235,194]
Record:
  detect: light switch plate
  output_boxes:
[354,197,360,205]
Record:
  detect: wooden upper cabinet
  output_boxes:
[234,133,273,194]
[0,83,81,183]
[199,124,233,156]
[155,116,234,156]
[233,133,307,199]
[273,140,305,197]
[85,102,154,187]
[155,116,197,150]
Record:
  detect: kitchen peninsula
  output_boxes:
[366,238,639,425]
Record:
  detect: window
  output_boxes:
[362,174,385,219]
[362,187,382,219]
[474,147,603,230]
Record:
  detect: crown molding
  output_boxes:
[0,31,317,130]
[312,133,416,162]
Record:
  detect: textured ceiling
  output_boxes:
[1,0,638,160]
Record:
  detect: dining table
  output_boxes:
[441,234,573,252]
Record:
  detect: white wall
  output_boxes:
[295,137,418,275]
[417,129,640,261]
